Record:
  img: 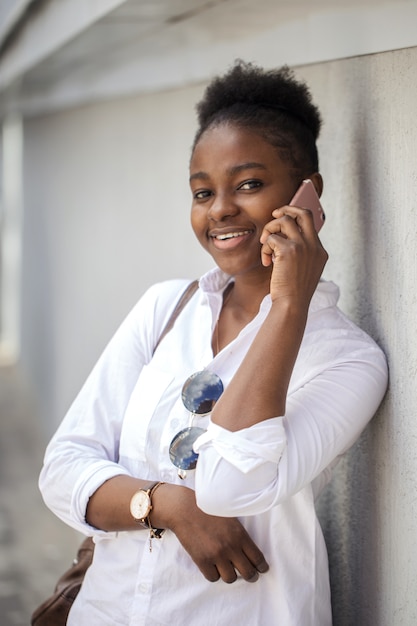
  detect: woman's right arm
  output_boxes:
[86,476,269,584]
[39,282,181,535]
[39,281,268,582]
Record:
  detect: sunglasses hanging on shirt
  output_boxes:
[169,370,224,479]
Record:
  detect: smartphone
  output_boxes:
[289,179,325,233]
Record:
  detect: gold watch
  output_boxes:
[129,482,165,544]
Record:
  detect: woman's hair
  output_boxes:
[192,60,322,180]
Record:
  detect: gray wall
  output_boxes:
[20,46,417,624]
[21,85,212,425]
[300,50,417,625]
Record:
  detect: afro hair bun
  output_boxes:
[196,59,321,140]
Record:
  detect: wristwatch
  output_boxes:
[130,482,165,545]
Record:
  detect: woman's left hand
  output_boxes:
[260,205,328,304]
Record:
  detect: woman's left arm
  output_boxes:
[209,205,328,431]
[194,206,388,516]
[195,340,388,516]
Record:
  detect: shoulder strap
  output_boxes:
[152,280,199,355]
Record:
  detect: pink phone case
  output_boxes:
[289,179,325,233]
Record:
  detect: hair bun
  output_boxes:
[196,59,321,140]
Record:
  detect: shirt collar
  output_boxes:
[198,267,339,314]
[198,267,232,295]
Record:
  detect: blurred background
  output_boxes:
[1,1,417,624]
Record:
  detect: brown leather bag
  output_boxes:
[31,280,198,625]
[31,537,94,625]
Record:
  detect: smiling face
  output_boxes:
[190,122,300,280]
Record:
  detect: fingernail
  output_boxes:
[247,572,259,583]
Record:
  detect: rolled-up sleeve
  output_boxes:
[39,302,148,535]
[194,344,388,518]
[194,419,286,472]
[39,280,188,535]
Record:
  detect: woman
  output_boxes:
[39,61,388,625]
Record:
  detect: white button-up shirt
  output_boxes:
[40,267,388,626]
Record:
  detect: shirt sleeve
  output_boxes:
[38,280,188,535]
[194,341,388,518]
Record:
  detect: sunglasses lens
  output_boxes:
[169,371,223,473]
[169,426,206,470]
[182,370,224,415]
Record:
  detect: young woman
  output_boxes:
[39,61,388,625]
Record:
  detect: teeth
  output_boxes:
[215,230,250,240]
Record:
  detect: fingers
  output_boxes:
[166,485,269,585]
[260,205,321,267]
[174,516,269,583]
[195,527,269,584]
[201,563,221,583]
[216,549,268,584]
[244,544,269,576]
[259,204,328,302]
[271,205,317,233]
[200,552,267,584]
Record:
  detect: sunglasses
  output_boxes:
[169,370,224,479]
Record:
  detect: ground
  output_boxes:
[0,366,81,625]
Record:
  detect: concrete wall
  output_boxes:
[299,50,417,625]
[20,46,417,623]
[21,85,212,427]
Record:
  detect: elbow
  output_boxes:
[195,453,278,517]
[195,487,229,516]
[38,460,65,520]
[38,462,53,508]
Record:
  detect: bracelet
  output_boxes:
[147,482,165,551]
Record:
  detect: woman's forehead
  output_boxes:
[190,123,287,173]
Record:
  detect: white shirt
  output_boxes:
[39,267,388,626]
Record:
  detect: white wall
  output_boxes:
[22,84,213,427]
[2,0,417,116]
[20,45,417,624]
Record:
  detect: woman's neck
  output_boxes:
[213,272,271,355]
[228,272,271,317]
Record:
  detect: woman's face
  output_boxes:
[190,123,300,279]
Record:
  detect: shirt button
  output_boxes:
[138,583,150,594]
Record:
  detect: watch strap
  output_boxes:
[146,481,166,551]
[145,482,165,531]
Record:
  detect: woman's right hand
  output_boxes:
[152,483,269,584]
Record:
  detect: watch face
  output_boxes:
[130,490,151,521]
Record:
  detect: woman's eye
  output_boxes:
[238,180,262,191]
[193,189,212,200]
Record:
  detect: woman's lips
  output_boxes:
[210,229,253,249]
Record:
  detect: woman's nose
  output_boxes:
[207,194,239,220]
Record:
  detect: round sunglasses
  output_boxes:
[169,370,224,479]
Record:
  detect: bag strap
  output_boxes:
[152,280,199,355]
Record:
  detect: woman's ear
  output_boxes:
[310,172,323,198]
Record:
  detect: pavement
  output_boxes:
[0,366,81,625]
